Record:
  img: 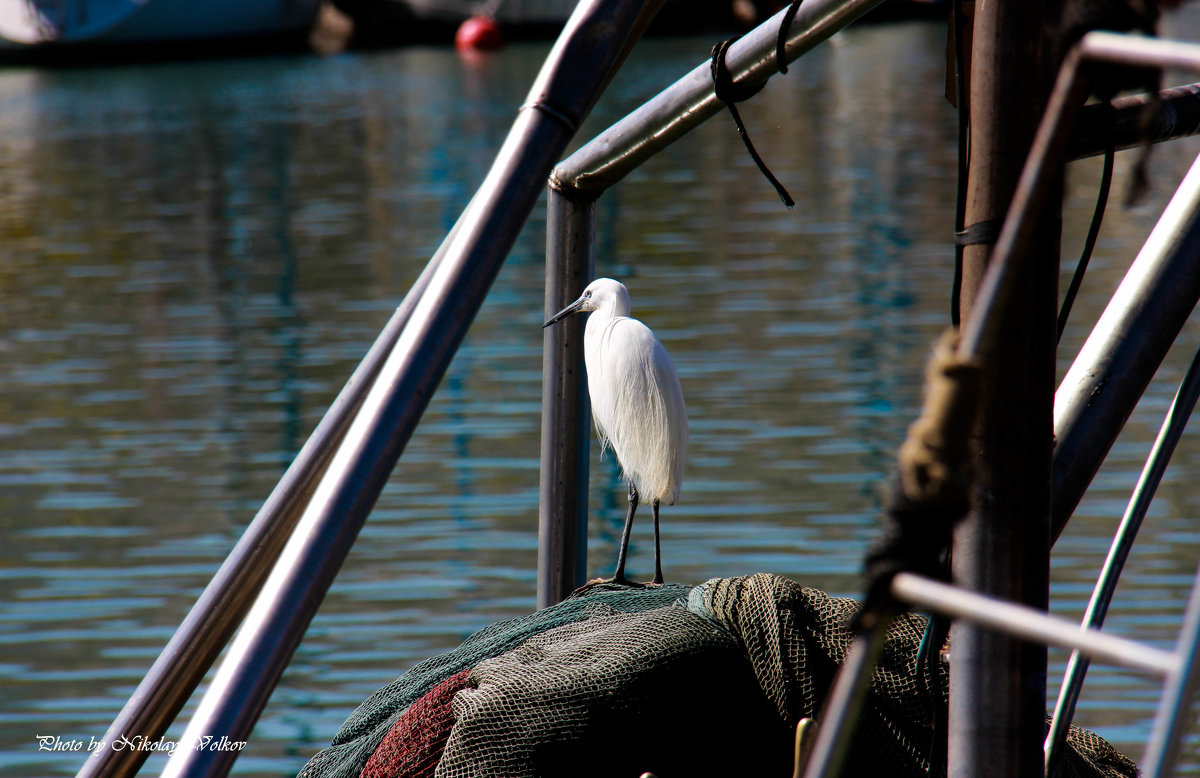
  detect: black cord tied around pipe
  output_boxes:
[708,0,807,207]
[775,0,805,74]
[710,36,795,207]
[954,218,1004,247]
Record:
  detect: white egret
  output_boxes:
[543,278,687,585]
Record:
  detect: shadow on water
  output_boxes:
[1,14,1200,775]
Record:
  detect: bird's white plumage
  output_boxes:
[543,277,687,583]
[576,279,687,505]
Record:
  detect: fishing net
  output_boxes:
[299,574,1137,778]
[298,583,689,778]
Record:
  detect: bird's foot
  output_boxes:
[567,576,644,598]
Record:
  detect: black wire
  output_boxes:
[927,7,969,774]
[918,611,950,777]
[951,0,969,328]
[1057,109,1116,344]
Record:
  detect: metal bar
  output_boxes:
[948,34,1200,777]
[1142,562,1200,778]
[800,621,892,778]
[1068,84,1200,162]
[550,0,887,197]
[76,214,465,778]
[1082,31,1200,71]
[1046,343,1200,769]
[949,1,1064,774]
[1053,148,1200,541]
[159,2,664,776]
[892,574,1178,676]
[537,190,595,609]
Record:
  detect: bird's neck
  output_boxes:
[599,299,630,319]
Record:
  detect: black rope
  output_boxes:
[710,37,767,102]
[1057,106,1116,343]
[710,36,795,207]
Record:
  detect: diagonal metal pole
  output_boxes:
[893,573,1178,675]
[156,2,663,775]
[1047,343,1200,769]
[551,0,887,197]
[1142,561,1200,778]
[1053,147,1200,540]
[77,207,470,778]
[1051,35,1200,542]
[800,616,893,778]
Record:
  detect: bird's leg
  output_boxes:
[611,482,639,585]
[651,499,663,585]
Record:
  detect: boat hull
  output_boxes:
[0,0,321,49]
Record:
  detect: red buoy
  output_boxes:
[455,15,504,52]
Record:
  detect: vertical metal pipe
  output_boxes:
[158,2,663,775]
[950,0,1060,774]
[1142,562,1200,778]
[537,190,596,609]
[1053,150,1200,541]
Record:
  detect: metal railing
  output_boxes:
[538,0,891,607]
[84,0,895,772]
[537,20,1200,778]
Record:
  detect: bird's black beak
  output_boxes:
[543,297,586,328]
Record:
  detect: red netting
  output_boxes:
[359,669,471,778]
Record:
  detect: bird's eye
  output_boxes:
[582,290,592,299]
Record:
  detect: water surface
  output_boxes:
[2,14,1200,776]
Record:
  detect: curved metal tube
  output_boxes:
[550,0,886,197]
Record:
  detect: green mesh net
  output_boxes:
[299,574,1137,778]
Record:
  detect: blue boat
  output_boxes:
[0,0,322,55]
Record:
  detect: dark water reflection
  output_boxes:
[2,14,1200,776]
